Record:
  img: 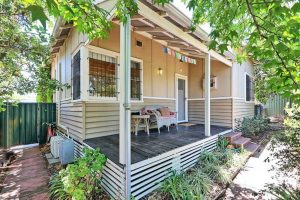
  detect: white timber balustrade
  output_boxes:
[119,14,132,199]
[205,53,211,136]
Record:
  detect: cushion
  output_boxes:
[158,107,171,117]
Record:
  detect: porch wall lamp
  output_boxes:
[158,68,163,76]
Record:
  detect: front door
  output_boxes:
[176,76,187,122]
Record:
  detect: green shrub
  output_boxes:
[188,170,213,196]
[216,136,229,151]
[265,184,300,200]
[49,148,107,200]
[161,171,209,200]
[235,116,269,137]
[201,163,231,184]
[199,148,233,167]
[214,149,234,166]
[198,150,218,166]
[49,171,71,200]
[270,104,300,176]
[284,103,300,128]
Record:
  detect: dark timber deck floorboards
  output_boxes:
[84,124,230,166]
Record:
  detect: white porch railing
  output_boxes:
[71,129,231,200]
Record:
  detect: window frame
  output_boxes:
[130,57,143,103]
[245,72,254,103]
[71,48,82,101]
[86,45,144,102]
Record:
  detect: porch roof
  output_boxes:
[51,0,234,66]
[84,124,231,166]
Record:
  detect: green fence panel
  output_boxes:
[0,103,56,148]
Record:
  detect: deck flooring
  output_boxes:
[84,124,230,166]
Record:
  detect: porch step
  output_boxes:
[232,137,251,149]
[245,142,260,155]
[225,132,242,144]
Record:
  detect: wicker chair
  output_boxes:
[140,105,177,133]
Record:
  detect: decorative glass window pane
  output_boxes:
[131,61,142,100]
[88,52,118,98]
[72,51,80,100]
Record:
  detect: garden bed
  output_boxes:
[39,144,111,200]
[146,138,252,200]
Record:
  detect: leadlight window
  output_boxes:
[88,52,118,98]
[72,51,81,100]
[131,61,142,100]
[246,74,254,101]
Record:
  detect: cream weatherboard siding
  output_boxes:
[188,99,233,128]
[233,98,255,122]
[59,98,176,140]
[59,99,84,141]
[84,98,175,139]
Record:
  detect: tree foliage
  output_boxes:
[0,0,138,108]
[0,0,54,107]
[270,104,300,176]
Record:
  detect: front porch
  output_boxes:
[82,124,231,199]
[84,124,231,166]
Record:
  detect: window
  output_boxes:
[88,52,118,98]
[131,61,142,100]
[87,49,142,101]
[202,76,217,90]
[72,51,80,100]
[246,74,254,101]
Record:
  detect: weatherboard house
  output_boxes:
[51,0,255,199]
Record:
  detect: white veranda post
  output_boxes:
[205,53,211,137]
[119,15,132,198]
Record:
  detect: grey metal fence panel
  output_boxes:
[265,95,292,116]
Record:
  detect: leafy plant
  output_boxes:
[201,163,230,184]
[235,116,269,137]
[216,136,229,151]
[49,170,70,200]
[265,184,300,200]
[198,150,218,165]
[49,148,107,200]
[284,103,300,129]
[214,149,234,166]
[188,170,213,196]
[161,171,207,200]
[269,104,300,176]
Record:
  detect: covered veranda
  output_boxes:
[84,124,231,166]
[74,0,234,199]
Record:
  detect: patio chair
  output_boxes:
[140,105,177,133]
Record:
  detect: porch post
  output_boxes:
[119,15,132,198]
[205,53,211,136]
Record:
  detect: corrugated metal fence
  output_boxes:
[0,103,56,148]
[265,95,292,116]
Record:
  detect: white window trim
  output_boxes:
[86,45,144,102]
[131,57,144,103]
[245,72,255,103]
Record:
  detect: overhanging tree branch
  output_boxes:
[245,0,298,87]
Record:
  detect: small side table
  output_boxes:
[132,115,150,135]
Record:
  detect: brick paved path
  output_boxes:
[0,147,49,200]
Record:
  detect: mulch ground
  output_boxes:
[0,147,49,200]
